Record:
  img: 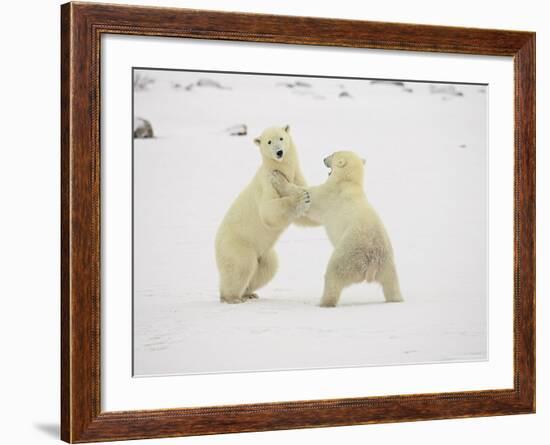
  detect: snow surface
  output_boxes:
[133,69,487,376]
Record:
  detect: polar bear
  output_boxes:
[215,125,314,303]
[271,150,403,307]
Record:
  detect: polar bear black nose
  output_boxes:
[276,150,283,158]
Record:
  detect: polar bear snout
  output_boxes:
[272,148,285,161]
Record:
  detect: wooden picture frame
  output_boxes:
[61,2,535,442]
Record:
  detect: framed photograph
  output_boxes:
[61,2,535,442]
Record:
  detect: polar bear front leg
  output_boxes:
[270,170,296,197]
[259,193,310,230]
[271,170,324,225]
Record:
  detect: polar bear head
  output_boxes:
[324,151,366,184]
[254,126,294,163]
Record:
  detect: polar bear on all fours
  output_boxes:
[271,150,403,307]
[215,125,316,304]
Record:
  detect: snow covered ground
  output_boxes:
[133,69,487,376]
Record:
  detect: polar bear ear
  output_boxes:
[253,137,261,146]
[336,158,347,168]
[284,125,290,133]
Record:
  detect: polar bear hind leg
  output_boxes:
[377,260,403,303]
[244,249,278,299]
[320,247,365,307]
[217,246,258,304]
[365,265,379,283]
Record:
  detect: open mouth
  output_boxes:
[324,157,332,175]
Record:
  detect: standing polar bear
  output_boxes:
[215,126,314,304]
[271,150,403,307]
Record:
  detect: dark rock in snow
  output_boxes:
[277,80,312,88]
[133,73,155,91]
[370,80,406,87]
[173,81,196,91]
[178,78,230,91]
[429,85,464,97]
[226,124,248,136]
[196,78,230,89]
[134,117,154,139]
[370,80,414,93]
[339,91,352,99]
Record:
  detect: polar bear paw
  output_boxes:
[220,295,247,304]
[270,170,310,217]
[293,189,311,217]
[220,293,260,304]
[270,170,292,196]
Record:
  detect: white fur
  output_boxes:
[215,126,312,303]
[271,150,403,307]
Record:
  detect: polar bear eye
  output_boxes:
[280,137,283,141]
[268,140,272,145]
